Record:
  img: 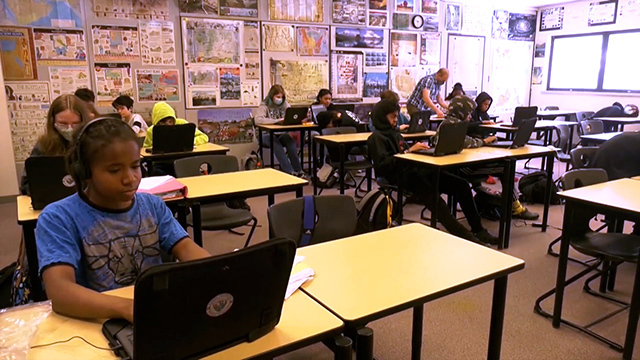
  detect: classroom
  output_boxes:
[1,0,640,358]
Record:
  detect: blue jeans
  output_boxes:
[262,133,302,174]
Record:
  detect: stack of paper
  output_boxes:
[138,175,188,200]
[285,255,314,300]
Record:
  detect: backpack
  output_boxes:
[355,188,397,234]
[518,171,561,205]
[315,163,337,189]
[474,187,502,221]
[0,262,16,309]
[242,150,263,170]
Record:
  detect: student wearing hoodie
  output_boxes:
[367,99,499,245]
[143,101,208,148]
[433,96,539,220]
[469,92,495,138]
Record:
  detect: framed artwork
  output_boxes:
[445,3,462,32]
[540,7,564,31]
[588,0,618,26]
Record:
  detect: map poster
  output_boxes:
[332,0,366,25]
[0,26,37,80]
[241,82,261,106]
[94,63,134,106]
[296,26,329,56]
[331,51,363,101]
[182,18,242,65]
[48,66,90,97]
[139,20,176,66]
[33,28,87,65]
[219,0,258,17]
[198,108,255,144]
[270,59,329,105]
[5,81,50,161]
[244,22,260,50]
[268,0,324,22]
[0,0,82,28]
[219,66,241,101]
[263,23,295,52]
[136,69,180,102]
[178,0,218,15]
[92,25,140,61]
[93,0,170,20]
[391,32,418,67]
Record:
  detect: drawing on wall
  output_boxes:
[420,32,440,65]
[178,0,218,15]
[369,0,386,10]
[508,13,536,41]
[241,82,261,106]
[588,0,618,26]
[187,66,218,87]
[363,72,388,98]
[335,27,385,49]
[391,32,418,67]
[136,69,180,102]
[93,0,169,20]
[263,24,295,52]
[219,0,258,17]
[139,20,176,66]
[534,42,545,58]
[198,108,254,144]
[332,0,366,24]
[445,3,461,31]
[532,67,543,85]
[0,27,37,80]
[365,51,387,67]
[368,11,388,27]
[392,13,413,30]
[94,63,134,106]
[189,89,217,108]
[296,26,329,56]
[0,0,82,28]
[332,52,363,100]
[244,22,260,50]
[396,0,414,12]
[487,40,533,115]
[540,7,564,31]
[32,28,86,65]
[244,51,260,80]
[5,82,50,162]
[391,67,419,100]
[270,59,329,105]
[269,0,324,22]
[49,66,90,97]
[219,67,241,100]
[423,15,439,31]
[92,25,140,61]
[422,0,438,15]
[183,18,242,64]
[492,10,510,39]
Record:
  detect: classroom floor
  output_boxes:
[2,157,640,359]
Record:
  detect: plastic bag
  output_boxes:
[0,301,52,360]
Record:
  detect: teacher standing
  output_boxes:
[407,68,449,118]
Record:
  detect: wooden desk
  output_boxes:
[481,120,579,148]
[579,131,622,145]
[24,288,344,360]
[256,123,319,173]
[140,143,230,174]
[537,109,579,120]
[178,168,308,246]
[593,117,640,132]
[299,223,525,360]
[16,195,45,301]
[554,179,640,360]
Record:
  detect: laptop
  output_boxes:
[282,107,309,125]
[25,156,76,210]
[488,118,537,149]
[415,122,469,156]
[102,238,296,360]
[407,111,430,133]
[152,123,196,154]
[501,106,538,127]
[310,104,327,123]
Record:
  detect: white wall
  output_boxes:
[0,63,20,197]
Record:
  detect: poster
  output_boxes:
[487,40,533,115]
[391,67,420,100]
[296,26,329,56]
[244,22,260,50]
[48,66,90,97]
[263,24,295,52]
[139,20,176,66]
[423,15,439,31]
[198,108,254,144]
[419,32,440,65]
[218,67,241,100]
[270,59,329,105]
[244,51,260,80]
[92,25,140,61]
[33,28,86,65]
[369,0,386,10]
[136,69,180,102]
[363,72,388,98]
[187,65,218,87]
[331,51,363,101]
[508,13,536,41]
[463,3,490,35]
[0,26,37,80]
[219,0,258,17]
[5,82,50,161]
[445,3,462,32]
[94,0,169,20]
[391,32,418,67]
[186,65,218,108]
[188,88,217,108]
[540,7,564,31]
[178,0,218,15]
[335,27,385,49]
[492,10,510,40]
[422,0,438,15]
[93,63,134,106]
[588,0,618,26]
[269,0,324,22]
[0,0,82,28]
[392,13,413,30]
[182,18,242,65]
[532,67,543,85]
[534,42,545,58]
[332,0,366,24]
[368,11,388,27]
[365,51,387,67]
[396,0,414,12]
[241,82,261,106]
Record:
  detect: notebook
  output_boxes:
[487,118,537,149]
[282,107,309,125]
[102,238,297,360]
[152,123,195,154]
[407,111,430,133]
[415,122,469,156]
[25,156,76,210]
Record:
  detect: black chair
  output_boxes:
[268,195,357,246]
[544,106,560,111]
[321,126,373,197]
[580,119,604,135]
[174,155,257,248]
[570,147,599,169]
[551,124,573,171]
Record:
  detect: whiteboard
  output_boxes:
[446,34,485,98]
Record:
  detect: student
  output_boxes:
[433,96,539,220]
[592,102,639,132]
[35,117,211,322]
[313,89,358,130]
[407,68,449,117]
[112,95,148,134]
[469,92,496,138]
[379,90,410,131]
[445,82,465,101]
[74,88,99,119]
[253,85,305,177]
[367,99,498,245]
[143,101,208,148]
[20,94,91,195]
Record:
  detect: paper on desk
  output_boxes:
[138,175,175,190]
[285,257,314,300]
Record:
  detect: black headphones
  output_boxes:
[74,116,114,181]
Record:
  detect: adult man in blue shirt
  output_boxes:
[407,68,449,118]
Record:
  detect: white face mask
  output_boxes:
[273,97,283,105]
[54,124,75,141]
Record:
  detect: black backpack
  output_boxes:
[474,187,502,221]
[355,188,397,234]
[518,171,561,205]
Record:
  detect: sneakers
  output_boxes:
[295,171,309,180]
[513,208,539,220]
[473,229,499,246]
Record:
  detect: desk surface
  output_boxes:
[179,168,308,200]
[299,223,524,322]
[481,120,577,131]
[559,178,640,214]
[140,142,229,158]
[395,146,512,167]
[314,131,436,144]
[580,132,622,142]
[256,123,319,131]
[17,195,41,223]
[593,117,640,123]
[23,287,342,360]
[537,110,579,117]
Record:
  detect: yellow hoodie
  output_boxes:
[143,102,209,148]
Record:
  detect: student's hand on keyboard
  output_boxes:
[483,136,497,144]
[409,142,430,153]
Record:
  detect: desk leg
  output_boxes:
[500,159,515,249]
[23,223,45,301]
[552,203,574,328]
[397,162,404,224]
[268,194,275,207]
[258,127,263,161]
[313,137,318,195]
[488,276,508,360]
[192,202,203,247]
[356,327,374,360]
[411,305,424,360]
[270,131,275,169]
[307,130,312,174]
[622,258,640,359]
[431,169,441,228]
[541,154,554,232]
[334,336,353,360]
[339,144,345,195]
[300,129,306,173]
[177,202,188,231]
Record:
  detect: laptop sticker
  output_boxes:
[207,293,234,317]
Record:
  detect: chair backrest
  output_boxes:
[553,124,571,153]
[174,155,239,178]
[576,111,595,122]
[562,168,608,190]
[569,147,599,169]
[580,120,604,135]
[544,106,559,110]
[268,195,357,247]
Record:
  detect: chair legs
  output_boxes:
[243,216,258,248]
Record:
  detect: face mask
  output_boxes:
[273,97,283,105]
[55,124,75,141]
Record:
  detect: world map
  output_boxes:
[0,0,82,28]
